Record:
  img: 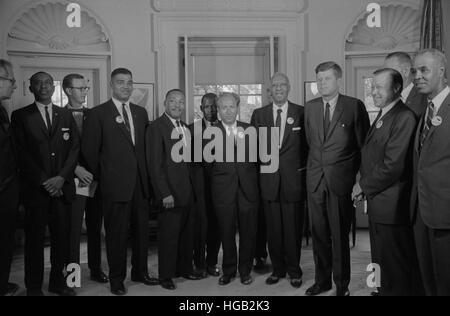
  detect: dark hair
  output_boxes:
[30,72,53,84]
[373,68,404,97]
[0,59,13,76]
[315,61,343,78]
[201,93,218,105]
[165,89,185,100]
[385,51,413,66]
[62,73,84,92]
[111,68,133,80]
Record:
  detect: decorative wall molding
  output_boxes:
[346,4,420,51]
[151,0,307,13]
[8,1,110,51]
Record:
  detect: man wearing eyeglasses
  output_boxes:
[0,59,19,296]
[11,72,80,296]
[62,74,108,286]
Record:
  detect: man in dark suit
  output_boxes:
[384,52,428,118]
[189,93,221,278]
[354,68,419,296]
[305,62,370,296]
[82,68,159,296]
[147,89,202,291]
[0,59,19,297]
[11,72,80,296]
[212,92,259,286]
[62,74,107,284]
[411,49,450,296]
[251,73,307,288]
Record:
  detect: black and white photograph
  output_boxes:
[0,0,450,302]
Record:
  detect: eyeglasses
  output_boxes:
[70,87,90,92]
[0,76,16,85]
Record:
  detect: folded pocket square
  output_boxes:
[62,128,70,131]
[292,127,302,131]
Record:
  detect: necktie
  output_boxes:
[44,106,52,134]
[420,101,435,152]
[122,103,131,132]
[0,105,10,131]
[324,103,331,136]
[176,120,187,146]
[276,109,282,147]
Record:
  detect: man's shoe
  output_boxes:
[2,283,19,296]
[160,279,176,290]
[241,275,253,285]
[305,283,332,296]
[49,286,77,297]
[254,258,267,271]
[110,283,127,296]
[207,266,220,277]
[290,278,303,289]
[337,288,350,296]
[131,275,160,286]
[90,270,109,284]
[219,274,236,286]
[27,289,44,297]
[182,272,203,281]
[265,275,282,285]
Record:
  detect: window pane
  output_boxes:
[217,85,239,94]
[240,96,262,123]
[194,86,206,95]
[364,77,379,124]
[240,84,262,95]
[194,96,203,121]
[52,81,64,107]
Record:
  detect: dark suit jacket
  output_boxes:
[210,121,259,206]
[411,92,450,229]
[305,94,370,196]
[360,101,417,225]
[405,86,428,118]
[0,106,19,208]
[81,100,150,202]
[147,114,193,208]
[11,103,79,206]
[251,102,308,202]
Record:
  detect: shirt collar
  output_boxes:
[112,97,130,109]
[323,93,339,108]
[273,102,288,113]
[222,120,237,130]
[381,98,400,117]
[401,82,414,102]
[35,101,53,110]
[430,86,450,110]
[165,112,182,128]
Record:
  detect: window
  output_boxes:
[363,77,380,124]
[51,81,88,108]
[194,84,262,123]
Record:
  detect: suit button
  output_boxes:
[51,153,55,157]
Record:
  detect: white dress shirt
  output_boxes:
[112,98,135,145]
[323,93,339,121]
[273,102,288,147]
[428,86,450,117]
[35,102,53,128]
[222,121,238,137]
[165,112,188,146]
[401,82,414,103]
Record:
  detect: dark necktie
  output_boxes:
[122,103,131,132]
[0,105,10,131]
[176,120,186,145]
[420,101,435,152]
[324,103,331,136]
[44,106,52,134]
[276,109,282,146]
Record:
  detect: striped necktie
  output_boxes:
[419,101,435,152]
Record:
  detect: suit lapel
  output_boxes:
[31,103,50,138]
[50,105,61,137]
[281,103,297,149]
[108,100,133,145]
[315,100,325,143]
[365,102,400,145]
[425,94,450,141]
[130,104,139,146]
[326,94,344,140]
[414,113,425,154]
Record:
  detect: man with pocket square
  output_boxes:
[251,73,308,289]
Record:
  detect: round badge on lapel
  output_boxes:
[63,132,70,141]
[287,117,294,125]
[116,116,124,124]
[376,120,383,129]
[432,116,443,127]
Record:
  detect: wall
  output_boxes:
[443,0,450,72]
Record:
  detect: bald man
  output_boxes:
[411,49,450,296]
[0,59,19,296]
[384,52,428,118]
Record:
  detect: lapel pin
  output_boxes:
[116,116,124,124]
[63,132,70,141]
[376,120,383,129]
[432,116,443,127]
[287,117,294,125]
